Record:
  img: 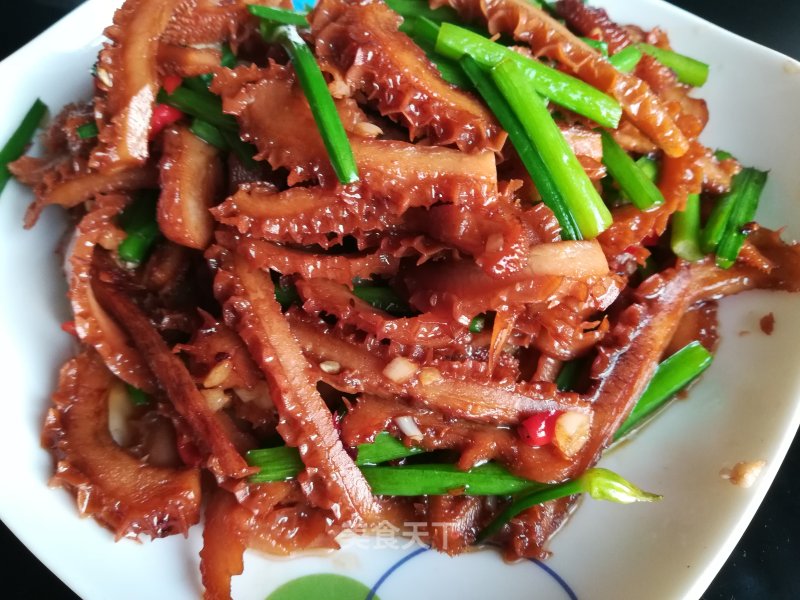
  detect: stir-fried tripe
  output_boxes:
[3,0,800,598]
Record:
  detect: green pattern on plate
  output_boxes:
[266,574,377,600]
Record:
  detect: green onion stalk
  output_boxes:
[670,194,704,262]
[385,0,459,24]
[614,341,712,440]
[635,43,709,87]
[157,85,238,132]
[460,56,582,240]
[76,121,99,140]
[352,283,416,316]
[260,23,359,184]
[701,168,768,269]
[117,191,161,264]
[0,99,48,194]
[436,23,622,129]
[247,4,309,26]
[126,384,151,407]
[492,58,612,239]
[600,130,664,210]
[399,17,472,89]
[581,37,609,56]
[477,468,661,542]
[468,314,487,334]
[608,45,642,73]
[459,56,581,240]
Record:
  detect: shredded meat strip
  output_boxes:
[212,62,498,199]
[212,246,379,525]
[68,195,158,393]
[91,271,253,480]
[92,0,184,168]
[43,350,201,540]
[311,0,506,152]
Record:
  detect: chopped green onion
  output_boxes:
[182,75,212,94]
[126,384,151,407]
[247,446,305,482]
[274,278,301,309]
[249,448,544,494]
[76,122,99,140]
[714,168,768,269]
[219,129,259,170]
[478,468,661,542]
[400,17,472,88]
[459,56,580,240]
[185,44,237,90]
[430,56,472,88]
[189,118,259,169]
[700,167,767,262]
[262,24,359,184]
[0,98,48,194]
[157,85,238,131]
[356,432,425,465]
[608,45,642,73]
[714,149,734,162]
[635,156,659,182]
[436,23,622,129]
[635,43,709,87]
[360,463,543,496]
[221,43,237,68]
[468,314,486,334]
[273,278,414,314]
[248,4,310,26]
[118,222,160,265]
[385,0,459,23]
[700,194,736,256]
[189,118,228,150]
[492,59,612,239]
[117,191,160,264]
[399,15,440,47]
[556,359,582,392]
[670,194,704,261]
[352,284,415,317]
[248,432,423,482]
[614,341,712,441]
[581,37,609,56]
[600,130,664,210]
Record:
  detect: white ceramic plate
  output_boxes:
[1,1,799,599]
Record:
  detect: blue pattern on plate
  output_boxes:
[366,547,578,599]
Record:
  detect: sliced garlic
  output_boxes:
[203,358,232,389]
[201,387,230,412]
[418,367,443,386]
[395,416,424,441]
[383,357,418,384]
[320,360,342,374]
[553,411,591,458]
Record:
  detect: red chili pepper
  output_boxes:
[518,410,561,447]
[60,321,77,337]
[162,74,183,95]
[149,104,184,139]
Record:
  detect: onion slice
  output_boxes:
[528,240,609,278]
